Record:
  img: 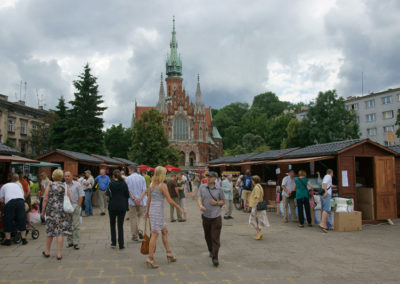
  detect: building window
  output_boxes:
[20,140,26,154]
[366,113,376,122]
[382,96,392,104]
[397,94,400,101]
[367,128,377,136]
[383,125,395,133]
[345,105,351,111]
[8,119,15,132]
[20,120,27,135]
[351,103,359,110]
[32,123,38,130]
[355,116,360,124]
[365,99,375,109]
[173,115,188,140]
[383,110,394,119]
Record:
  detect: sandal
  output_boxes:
[42,251,50,258]
[146,257,159,269]
[166,251,177,263]
[319,226,328,233]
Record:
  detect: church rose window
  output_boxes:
[174,116,188,140]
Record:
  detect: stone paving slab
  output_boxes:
[1,194,400,283]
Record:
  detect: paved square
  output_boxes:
[1,196,399,283]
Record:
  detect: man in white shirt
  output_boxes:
[320,169,335,232]
[65,171,85,249]
[281,170,297,223]
[125,165,147,242]
[0,174,28,246]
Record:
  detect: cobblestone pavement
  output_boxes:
[1,194,400,284]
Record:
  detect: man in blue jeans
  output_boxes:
[95,169,110,216]
[83,170,94,217]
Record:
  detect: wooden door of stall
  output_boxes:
[374,156,397,220]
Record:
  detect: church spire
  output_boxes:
[195,74,205,114]
[156,73,167,113]
[166,16,182,77]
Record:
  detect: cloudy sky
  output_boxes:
[1,0,399,128]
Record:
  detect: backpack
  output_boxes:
[243,175,252,190]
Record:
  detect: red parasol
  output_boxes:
[137,165,154,172]
[165,164,181,172]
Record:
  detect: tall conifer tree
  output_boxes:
[64,64,106,154]
[49,96,69,150]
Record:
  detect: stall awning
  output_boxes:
[12,161,61,168]
[0,155,40,163]
[264,155,335,165]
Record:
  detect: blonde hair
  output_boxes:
[40,172,50,182]
[152,166,167,185]
[327,169,334,175]
[298,170,307,177]
[252,175,261,183]
[52,169,64,181]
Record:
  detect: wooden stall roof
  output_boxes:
[264,155,335,165]
[0,143,21,156]
[388,145,400,156]
[91,154,123,165]
[0,155,40,163]
[112,157,137,165]
[37,149,103,164]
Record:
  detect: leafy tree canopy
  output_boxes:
[104,124,132,159]
[128,109,179,166]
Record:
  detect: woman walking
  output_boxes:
[248,175,270,240]
[40,169,72,260]
[293,170,315,228]
[106,169,130,249]
[192,173,201,200]
[145,166,183,269]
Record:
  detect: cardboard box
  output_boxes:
[334,211,362,232]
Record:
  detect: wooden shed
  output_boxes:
[91,154,125,174]
[387,145,400,217]
[36,149,103,177]
[268,139,397,221]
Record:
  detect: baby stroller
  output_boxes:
[0,201,40,243]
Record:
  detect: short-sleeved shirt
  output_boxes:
[125,173,147,206]
[198,184,225,218]
[322,174,333,195]
[95,175,110,191]
[0,182,24,204]
[221,179,233,200]
[249,184,264,208]
[281,176,295,197]
[167,179,178,198]
[295,177,309,200]
[66,180,85,207]
[177,180,185,199]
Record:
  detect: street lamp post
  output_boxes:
[45,123,50,153]
[139,142,143,163]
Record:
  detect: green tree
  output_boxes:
[49,96,69,150]
[31,113,57,157]
[224,145,246,156]
[64,64,106,154]
[305,90,359,144]
[263,114,294,149]
[213,102,249,149]
[104,124,132,159]
[128,109,179,166]
[242,133,265,152]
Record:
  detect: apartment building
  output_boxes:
[345,87,400,146]
[0,94,49,156]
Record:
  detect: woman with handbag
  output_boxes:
[293,170,315,228]
[106,169,130,249]
[248,175,270,240]
[40,169,72,260]
[144,166,183,269]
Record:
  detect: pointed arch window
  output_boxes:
[174,115,188,140]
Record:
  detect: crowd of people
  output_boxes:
[0,164,335,267]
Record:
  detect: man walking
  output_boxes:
[95,169,110,216]
[167,173,182,222]
[222,174,234,219]
[65,171,84,249]
[197,171,225,267]
[281,170,297,223]
[125,165,147,242]
[241,170,252,212]
[319,169,335,233]
[83,170,94,217]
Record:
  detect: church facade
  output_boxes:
[134,19,223,168]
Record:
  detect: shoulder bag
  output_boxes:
[255,185,267,211]
[140,217,151,255]
[63,183,74,213]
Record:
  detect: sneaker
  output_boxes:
[119,246,125,250]
[298,224,304,228]
[138,232,143,240]
[223,216,228,220]
[21,238,28,245]
[100,212,106,216]
[111,244,116,249]
[171,219,176,222]
[212,258,219,267]
[229,216,233,219]
[1,239,11,246]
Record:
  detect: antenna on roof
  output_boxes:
[19,80,22,101]
[361,71,364,96]
[24,81,27,102]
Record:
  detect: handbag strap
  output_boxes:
[207,186,219,202]
[298,178,308,190]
